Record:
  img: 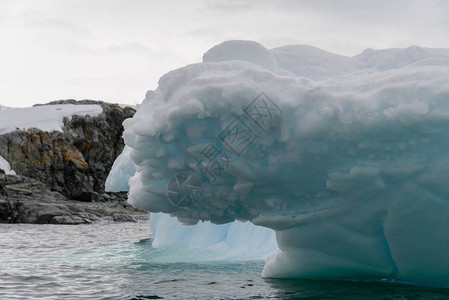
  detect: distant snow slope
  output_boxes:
[0,104,102,135]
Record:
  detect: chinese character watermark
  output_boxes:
[167,172,202,208]
[219,117,258,156]
[191,92,282,183]
[244,92,282,131]
[196,142,230,182]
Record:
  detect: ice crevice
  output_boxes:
[106,40,449,286]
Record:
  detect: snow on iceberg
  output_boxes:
[116,40,449,286]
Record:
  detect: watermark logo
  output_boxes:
[244,92,282,131]
[219,117,258,156]
[197,142,230,182]
[191,92,282,183]
[167,172,202,208]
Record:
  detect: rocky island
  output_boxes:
[0,100,146,224]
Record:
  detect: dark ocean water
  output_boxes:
[1,220,449,299]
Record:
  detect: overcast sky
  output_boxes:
[1,0,448,107]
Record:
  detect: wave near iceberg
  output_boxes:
[107,40,449,286]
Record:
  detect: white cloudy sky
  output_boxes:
[1,0,448,107]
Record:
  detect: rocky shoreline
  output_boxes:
[0,100,145,225]
[0,174,147,224]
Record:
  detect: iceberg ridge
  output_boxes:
[108,40,449,286]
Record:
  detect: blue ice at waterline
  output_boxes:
[106,145,278,262]
[106,40,449,287]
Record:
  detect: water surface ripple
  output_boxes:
[1,221,449,299]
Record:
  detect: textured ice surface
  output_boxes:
[150,212,276,261]
[105,146,136,192]
[106,146,277,260]
[112,40,449,286]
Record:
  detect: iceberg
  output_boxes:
[149,212,277,261]
[105,145,136,193]
[109,40,449,286]
[106,145,277,260]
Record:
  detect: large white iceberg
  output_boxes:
[109,40,449,286]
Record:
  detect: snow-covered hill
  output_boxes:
[0,104,102,135]
[0,100,137,224]
[0,100,135,200]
